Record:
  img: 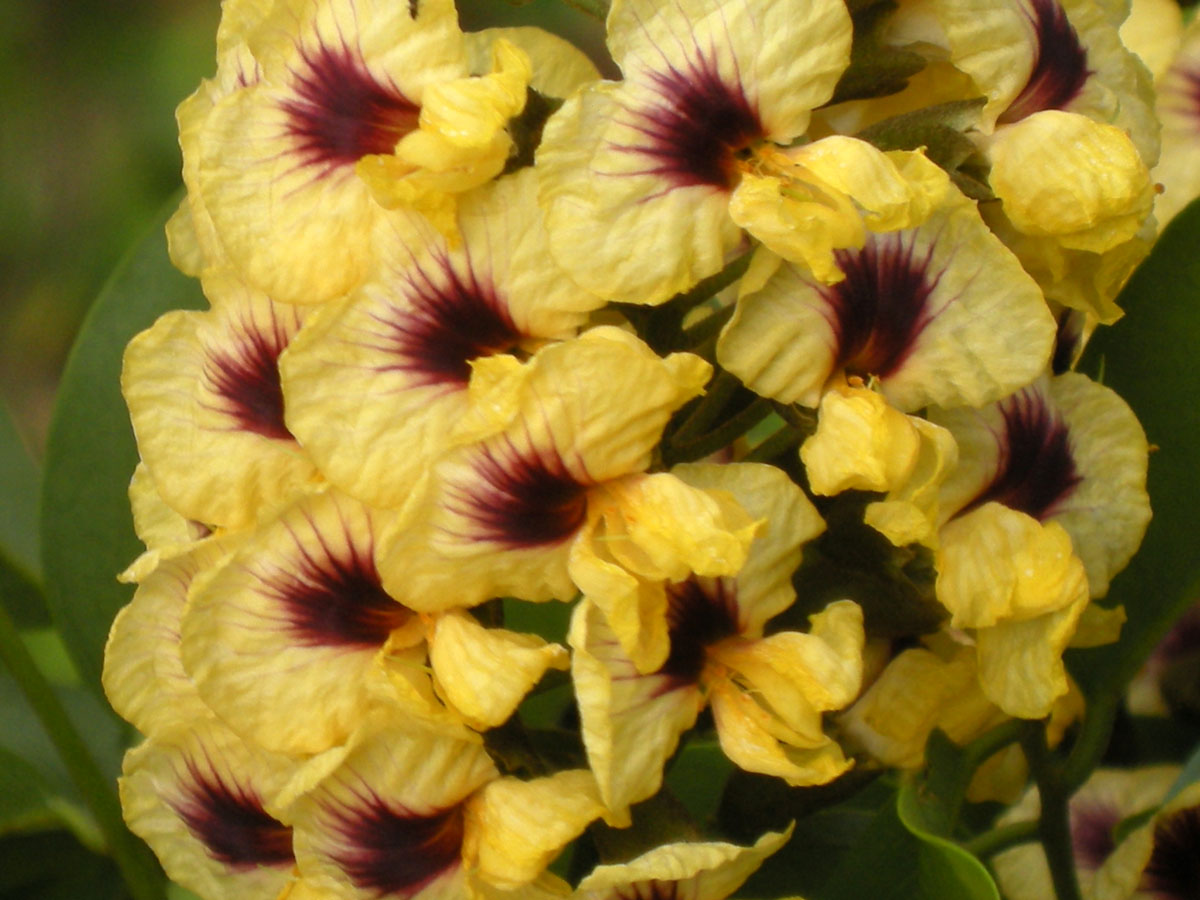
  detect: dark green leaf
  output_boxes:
[0,830,126,900]
[40,194,204,697]
[896,780,1001,900]
[0,399,46,626]
[665,738,733,825]
[1071,199,1200,696]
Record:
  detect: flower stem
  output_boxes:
[0,601,164,900]
[1020,721,1083,900]
[964,820,1040,859]
[561,0,610,19]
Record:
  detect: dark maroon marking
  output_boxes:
[204,311,294,441]
[1069,800,1120,869]
[446,435,588,548]
[613,882,680,900]
[612,47,763,190]
[957,387,1082,521]
[172,758,294,871]
[372,253,522,387]
[656,577,740,684]
[822,232,940,380]
[324,793,463,897]
[1141,805,1200,898]
[1051,309,1083,375]
[282,38,420,173]
[998,0,1091,124]
[261,523,412,648]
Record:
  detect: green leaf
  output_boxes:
[1071,199,1200,696]
[665,738,733,825]
[0,399,46,626]
[0,830,126,900]
[813,781,999,900]
[39,193,204,696]
[897,780,1001,900]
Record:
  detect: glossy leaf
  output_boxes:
[896,780,1001,900]
[0,398,46,626]
[39,194,204,696]
[1070,200,1200,697]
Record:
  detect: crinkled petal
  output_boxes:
[936,503,1090,628]
[122,273,319,530]
[720,176,1054,410]
[574,827,792,900]
[119,721,299,900]
[568,599,704,824]
[430,609,568,730]
[181,490,428,754]
[464,770,605,890]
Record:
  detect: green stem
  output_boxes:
[1020,722,1083,900]
[0,602,163,900]
[964,820,1040,860]
[961,718,1025,769]
[669,370,742,446]
[743,423,805,462]
[667,395,772,465]
[1062,690,1118,793]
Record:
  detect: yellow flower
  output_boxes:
[992,766,1182,900]
[186,0,529,305]
[288,715,604,899]
[800,386,958,547]
[279,168,607,511]
[373,327,731,612]
[573,828,793,900]
[933,372,1151,598]
[536,0,853,305]
[569,463,857,822]
[178,489,567,754]
[1150,16,1200,227]
[122,271,320,530]
[119,720,300,900]
[1093,780,1200,900]
[718,173,1055,411]
[104,535,240,739]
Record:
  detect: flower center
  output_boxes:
[613,48,764,190]
[325,795,464,897]
[447,435,589,549]
[959,387,1082,521]
[282,38,420,174]
[173,761,294,871]
[998,0,1091,124]
[824,232,940,379]
[1141,805,1200,898]
[657,577,740,684]
[261,533,413,649]
[203,309,298,441]
[377,254,522,386]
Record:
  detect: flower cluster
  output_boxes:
[103,0,1167,896]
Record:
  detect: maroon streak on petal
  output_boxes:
[656,577,740,685]
[611,47,763,190]
[958,387,1083,521]
[445,434,589,549]
[1069,799,1121,870]
[203,309,296,441]
[260,520,413,649]
[369,253,522,387]
[281,38,420,174]
[324,793,464,897]
[998,0,1091,124]
[1141,805,1200,898]
[823,232,940,380]
[172,759,294,871]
